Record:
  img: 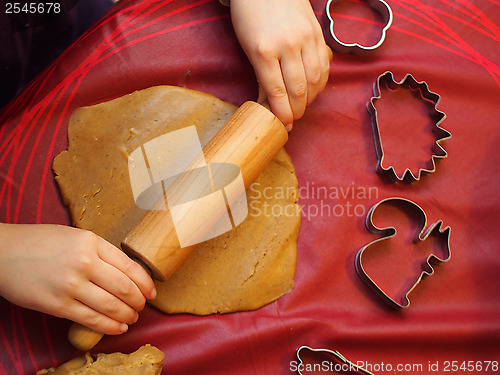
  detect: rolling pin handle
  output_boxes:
[68,323,105,351]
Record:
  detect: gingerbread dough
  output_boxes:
[36,344,164,375]
[53,86,300,315]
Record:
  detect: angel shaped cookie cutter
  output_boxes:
[326,0,393,54]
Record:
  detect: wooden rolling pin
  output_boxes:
[69,101,287,350]
[69,46,334,351]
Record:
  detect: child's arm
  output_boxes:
[0,223,156,335]
[229,0,330,130]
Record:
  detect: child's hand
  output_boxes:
[0,223,156,335]
[230,0,330,130]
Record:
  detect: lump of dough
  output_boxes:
[36,344,164,375]
[53,85,300,315]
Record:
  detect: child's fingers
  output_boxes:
[89,259,146,313]
[64,300,130,336]
[95,236,156,301]
[73,280,139,326]
[280,50,308,121]
[301,41,329,106]
[254,58,294,129]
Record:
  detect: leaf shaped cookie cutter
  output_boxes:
[326,0,393,55]
[368,71,451,183]
[355,197,451,309]
[296,346,374,375]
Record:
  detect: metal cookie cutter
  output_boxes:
[326,0,393,55]
[355,197,451,309]
[368,71,451,183]
[296,346,374,375]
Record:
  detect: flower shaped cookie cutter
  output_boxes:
[355,197,451,309]
[368,71,451,183]
[326,0,393,55]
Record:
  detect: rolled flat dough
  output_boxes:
[53,86,300,315]
[36,344,164,375]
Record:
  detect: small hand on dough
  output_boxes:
[230,0,330,130]
[0,224,156,335]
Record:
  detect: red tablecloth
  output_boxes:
[1,0,499,374]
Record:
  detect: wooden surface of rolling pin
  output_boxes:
[121,101,287,281]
